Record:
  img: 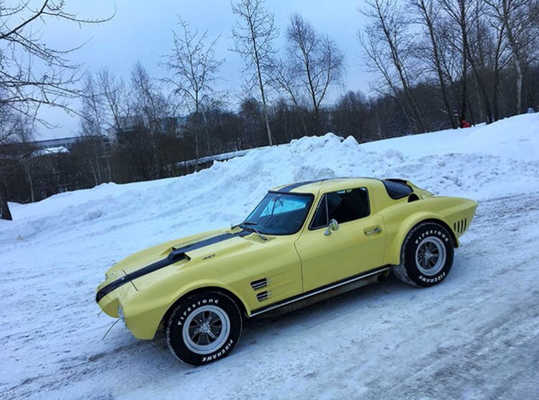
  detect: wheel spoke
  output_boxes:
[209,323,221,335]
[415,236,446,277]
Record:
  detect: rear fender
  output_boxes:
[384,212,456,266]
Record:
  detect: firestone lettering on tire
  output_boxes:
[201,339,235,363]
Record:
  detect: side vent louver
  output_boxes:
[453,218,468,234]
[256,291,270,302]
[251,278,268,291]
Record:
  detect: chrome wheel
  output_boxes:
[182,305,230,355]
[415,236,446,276]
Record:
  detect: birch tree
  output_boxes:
[232,0,277,146]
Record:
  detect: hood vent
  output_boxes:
[256,291,270,302]
[454,218,468,234]
[251,278,268,291]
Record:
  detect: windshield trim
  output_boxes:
[243,191,314,236]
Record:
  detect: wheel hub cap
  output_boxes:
[415,236,446,276]
[182,305,230,355]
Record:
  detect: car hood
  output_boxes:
[103,227,257,280]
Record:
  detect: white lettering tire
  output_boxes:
[393,222,454,287]
[166,291,243,365]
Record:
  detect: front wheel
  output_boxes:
[393,222,454,287]
[166,291,243,365]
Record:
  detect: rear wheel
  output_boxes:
[394,222,454,287]
[166,291,242,365]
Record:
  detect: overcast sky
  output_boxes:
[37,0,373,140]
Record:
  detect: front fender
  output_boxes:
[123,279,249,340]
[384,211,454,266]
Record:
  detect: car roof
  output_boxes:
[271,177,381,195]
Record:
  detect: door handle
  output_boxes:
[364,226,382,235]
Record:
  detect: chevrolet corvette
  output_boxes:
[96,178,477,365]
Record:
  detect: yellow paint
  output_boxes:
[96,178,477,340]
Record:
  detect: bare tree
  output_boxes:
[284,14,343,132]
[80,75,105,137]
[130,62,173,178]
[361,0,426,132]
[410,0,457,128]
[131,62,171,134]
[0,0,111,220]
[0,0,112,124]
[96,69,129,134]
[79,74,111,184]
[484,0,538,113]
[164,18,222,164]
[232,0,277,146]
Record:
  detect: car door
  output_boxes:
[294,187,386,292]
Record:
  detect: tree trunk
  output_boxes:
[418,0,456,128]
[466,51,494,123]
[202,109,212,155]
[261,101,273,146]
[460,37,468,122]
[0,182,13,220]
[503,4,524,114]
[247,15,273,146]
[492,25,505,121]
[194,101,201,172]
[376,4,426,133]
[513,57,523,114]
[23,162,35,202]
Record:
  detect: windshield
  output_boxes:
[241,192,314,235]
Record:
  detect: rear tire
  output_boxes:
[394,222,454,287]
[166,291,242,365]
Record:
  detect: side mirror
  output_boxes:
[324,219,339,236]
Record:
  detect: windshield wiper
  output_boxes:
[240,222,268,241]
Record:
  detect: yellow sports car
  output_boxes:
[96,178,477,365]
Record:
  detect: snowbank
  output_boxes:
[3,113,539,247]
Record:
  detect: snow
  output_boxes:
[176,148,252,168]
[1,113,539,399]
[31,145,69,157]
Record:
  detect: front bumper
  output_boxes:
[96,278,168,340]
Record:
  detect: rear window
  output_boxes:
[383,179,413,199]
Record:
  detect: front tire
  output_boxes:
[166,291,243,365]
[394,222,454,287]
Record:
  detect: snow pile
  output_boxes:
[3,113,539,248]
[1,113,539,399]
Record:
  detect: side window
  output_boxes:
[310,187,370,229]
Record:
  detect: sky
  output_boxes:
[35,0,373,140]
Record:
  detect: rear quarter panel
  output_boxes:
[378,195,477,266]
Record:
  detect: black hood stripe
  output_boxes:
[96,230,251,303]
